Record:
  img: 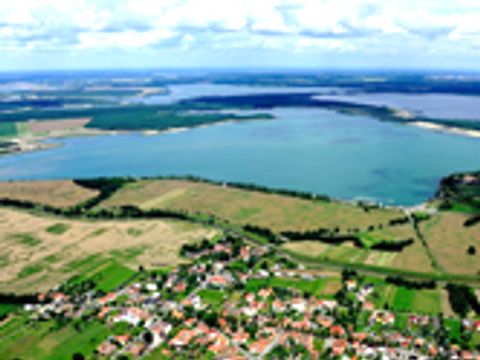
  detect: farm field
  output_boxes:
[0,207,217,294]
[99,179,406,232]
[281,238,435,274]
[390,287,442,314]
[364,278,443,315]
[27,118,92,134]
[420,212,480,275]
[0,318,109,360]
[0,180,98,208]
[244,276,342,298]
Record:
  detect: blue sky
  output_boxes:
[1,0,480,71]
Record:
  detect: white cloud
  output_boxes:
[0,0,480,68]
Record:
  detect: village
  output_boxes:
[22,234,480,359]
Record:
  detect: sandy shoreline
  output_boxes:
[410,121,480,138]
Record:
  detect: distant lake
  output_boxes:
[0,104,478,205]
[130,84,345,105]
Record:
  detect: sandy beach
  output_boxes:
[410,121,480,138]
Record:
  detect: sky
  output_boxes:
[1,0,480,71]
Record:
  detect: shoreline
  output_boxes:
[0,116,272,157]
[409,121,480,138]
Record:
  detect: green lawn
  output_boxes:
[0,319,109,360]
[391,287,416,312]
[444,318,461,342]
[0,304,20,318]
[245,277,327,296]
[90,262,136,293]
[198,289,224,307]
[393,313,409,331]
[391,287,442,315]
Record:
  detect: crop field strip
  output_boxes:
[99,179,407,232]
[0,207,217,293]
[0,180,99,208]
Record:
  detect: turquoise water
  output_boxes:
[0,107,478,205]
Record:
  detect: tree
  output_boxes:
[72,353,85,360]
[467,245,476,256]
[143,331,154,344]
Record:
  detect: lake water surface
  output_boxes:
[0,105,478,206]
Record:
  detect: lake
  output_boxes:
[0,104,478,206]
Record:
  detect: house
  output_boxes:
[353,332,367,342]
[474,321,480,333]
[240,246,251,261]
[149,321,172,338]
[363,301,375,311]
[170,329,196,347]
[258,288,273,299]
[52,292,69,303]
[113,307,149,326]
[208,333,230,353]
[146,283,158,292]
[98,306,111,319]
[243,301,260,317]
[332,339,347,356]
[317,315,334,328]
[209,275,230,288]
[346,279,357,291]
[290,298,307,313]
[370,310,395,326]
[232,330,249,345]
[114,334,131,346]
[126,342,146,357]
[316,299,337,312]
[173,282,187,293]
[272,299,285,313]
[257,269,269,278]
[330,325,345,338]
[98,293,117,305]
[245,293,255,303]
[97,340,117,356]
[249,337,274,355]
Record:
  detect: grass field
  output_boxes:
[244,276,341,298]
[0,318,109,360]
[420,212,480,275]
[72,261,137,293]
[0,180,98,208]
[198,289,225,308]
[0,207,217,294]
[99,179,406,232]
[363,277,443,315]
[0,304,19,318]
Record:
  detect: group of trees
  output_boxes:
[464,214,480,227]
[385,276,436,290]
[243,224,283,244]
[445,283,480,318]
[0,292,38,305]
